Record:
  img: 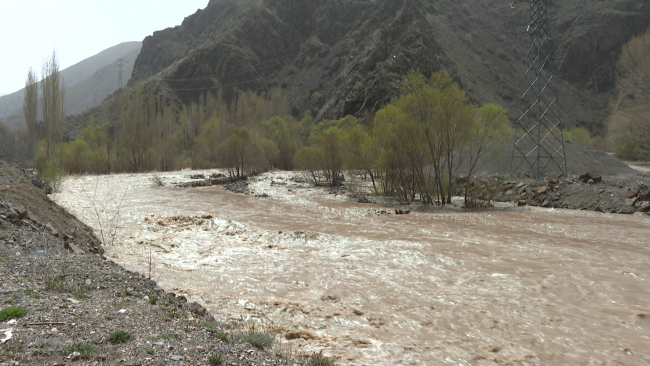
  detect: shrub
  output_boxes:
[61,342,94,358]
[37,158,66,193]
[108,330,132,344]
[0,306,28,321]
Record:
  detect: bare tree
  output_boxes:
[41,50,66,159]
[0,120,31,165]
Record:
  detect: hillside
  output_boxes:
[0,41,141,126]
[98,0,646,133]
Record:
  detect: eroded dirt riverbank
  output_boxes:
[52,170,650,365]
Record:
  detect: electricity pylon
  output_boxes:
[117,59,124,89]
[513,0,567,178]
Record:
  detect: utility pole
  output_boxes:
[513,0,567,178]
[117,59,124,89]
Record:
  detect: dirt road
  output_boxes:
[52,170,650,365]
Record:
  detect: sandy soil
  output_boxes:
[52,170,650,366]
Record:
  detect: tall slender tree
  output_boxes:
[23,68,39,140]
[40,50,66,159]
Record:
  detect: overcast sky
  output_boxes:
[0,0,209,94]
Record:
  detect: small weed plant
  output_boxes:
[108,330,132,344]
[45,275,66,291]
[208,353,223,365]
[168,312,179,319]
[0,306,28,321]
[218,332,229,342]
[148,296,158,305]
[146,348,154,355]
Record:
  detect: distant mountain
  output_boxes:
[0,41,142,126]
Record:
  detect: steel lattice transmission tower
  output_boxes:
[513,0,567,178]
[117,58,124,89]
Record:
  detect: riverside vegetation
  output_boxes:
[6,64,521,205]
[2,63,634,204]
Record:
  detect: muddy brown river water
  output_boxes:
[52,171,650,366]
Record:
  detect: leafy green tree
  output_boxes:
[61,140,90,174]
[294,146,325,184]
[374,104,428,202]
[196,117,224,166]
[80,119,113,174]
[609,106,650,160]
[464,103,512,202]
[608,28,650,160]
[344,124,379,191]
[219,127,259,179]
[259,116,297,170]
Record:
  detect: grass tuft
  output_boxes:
[107,330,132,344]
[308,351,337,366]
[61,342,94,358]
[238,330,275,350]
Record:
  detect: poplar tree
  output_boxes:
[23,68,39,140]
[40,51,66,159]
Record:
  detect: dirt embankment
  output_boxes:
[0,162,298,365]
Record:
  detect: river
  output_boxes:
[52,170,650,365]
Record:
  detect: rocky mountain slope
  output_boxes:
[112,0,647,132]
[0,42,141,126]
